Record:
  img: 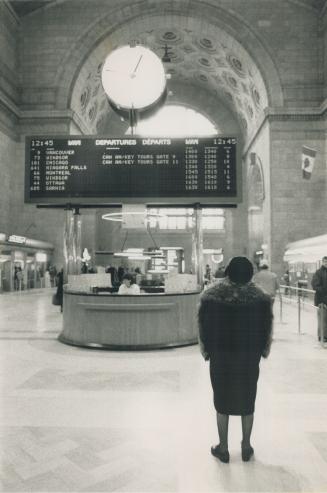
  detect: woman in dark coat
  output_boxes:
[56,268,64,312]
[198,256,273,463]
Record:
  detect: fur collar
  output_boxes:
[201,278,269,304]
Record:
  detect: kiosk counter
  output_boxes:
[59,274,201,349]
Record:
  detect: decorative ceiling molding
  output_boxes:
[286,0,326,12]
[8,0,61,18]
[243,104,326,157]
[8,0,323,145]
[63,5,283,142]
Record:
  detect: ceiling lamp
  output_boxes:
[203,248,224,264]
[113,248,144,258]
[127,255,151,260]
[102,211,165,224]
[104,210,166,259]
[161,44,173,63]
[160,246,183,250]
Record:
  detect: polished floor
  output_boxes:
[0,289,327,492]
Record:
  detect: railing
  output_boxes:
[279,284,326,348]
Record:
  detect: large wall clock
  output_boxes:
[101,45,167,115]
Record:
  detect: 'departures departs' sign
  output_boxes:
[25,136,241,205]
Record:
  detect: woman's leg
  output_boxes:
[241,413,254,448]
[211,412,230,462]
[241,413,254,461]
[217,413,229,452]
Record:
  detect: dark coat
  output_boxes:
[56,271,64,306]
[311,266,327,306]
[198,279,273,415]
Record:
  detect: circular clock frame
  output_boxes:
[101,45,167,117]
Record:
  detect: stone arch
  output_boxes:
[54,0,283,120]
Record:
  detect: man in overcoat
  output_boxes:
[311,256,327,342]
[198,256,273,463]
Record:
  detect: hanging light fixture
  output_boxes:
[103,211,168,260]
[161,44,173,63]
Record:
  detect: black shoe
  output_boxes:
[211,445,230,463]
[241,446,254,462]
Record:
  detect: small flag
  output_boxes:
[302,146,316,180]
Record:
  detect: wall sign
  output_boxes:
[8,235,26,244]
[25,136,241,204]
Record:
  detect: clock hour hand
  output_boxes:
[105,68,131,77]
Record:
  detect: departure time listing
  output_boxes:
[26,137,237,201]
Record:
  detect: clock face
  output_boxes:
[101,45,167,111]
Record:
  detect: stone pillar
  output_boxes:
[63,208,82,280]
[192,204,203,288]
[73,209,82,275]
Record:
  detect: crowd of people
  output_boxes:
[13,264,58,291]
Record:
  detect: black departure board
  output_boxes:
[25,136,241,204]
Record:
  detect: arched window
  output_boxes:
[148,207,225,231]
[126,104,219,136]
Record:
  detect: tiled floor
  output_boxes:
[0,290,327,492]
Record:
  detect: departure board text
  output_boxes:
[25,136,240,204]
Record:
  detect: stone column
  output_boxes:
[63,208,82,280]
[192,204,203,289]
[73,209,82,275]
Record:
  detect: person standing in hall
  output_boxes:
[56,268,64,312]
[311,256,327,342]
[16,266,23,291]
[253,259,279,304]
[13,266,19,291]
[198,256,273,463]
[214,265,226,280]
[282,269,290,295]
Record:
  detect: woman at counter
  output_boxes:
[118,273,141,295]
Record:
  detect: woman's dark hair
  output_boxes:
[225,256,253,284]
[122,273,134,282]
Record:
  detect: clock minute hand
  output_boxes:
[131,55,143,78]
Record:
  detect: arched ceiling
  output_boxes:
[10,0,325,141]
[9,0,326,18]
[70,15,270,140]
